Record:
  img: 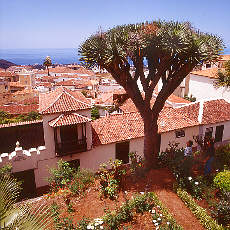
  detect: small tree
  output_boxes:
[43,56,52,76]
[79,20,223,168]
[215,60,230,87]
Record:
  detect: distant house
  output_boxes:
[187,68,230,101]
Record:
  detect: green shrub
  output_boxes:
[128,152,144,178]
[215,144,230,170]
[102,192,183,230]
[0,163,12,176]
[50,202,77,230]
[214,170,230,193]
[129,193,154,214]
[48,160,94,194]
[97,159,126,199]
[77,217,91,230]
[214,200,230,226]
[177,188,224,230]
[91,106,100,120]
[48,160,75,191]
[69,168,94,195]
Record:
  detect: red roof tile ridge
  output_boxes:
[64,88,92,107]
[175,100,200,109]
[49,114,65,126]
[40,88,65,114]
[72,112,91,121]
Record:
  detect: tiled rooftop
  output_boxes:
[49,113,91,127]
[92,99,230,146]
[190,68,219,79]
[39,87,92,114]
[0,120,42,129]
[0,104,39,114]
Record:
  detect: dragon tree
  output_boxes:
[79,20,224,168]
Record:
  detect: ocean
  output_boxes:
[0,47,229,66]
[0,48,79,65]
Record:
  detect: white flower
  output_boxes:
[159,214,162,217]
[124,191,128,195]
[151,210,156,214]
[95,223,99,226]
[167,222,170,225]
[140,192,144,195]
[87,225,94,230]
[195,182,199,185]
[153,220,157,223]
[155,223,159,226]
[100,226,103,229]
[157,205,160,208]
[188,177,192,181]
[157,217,161,221]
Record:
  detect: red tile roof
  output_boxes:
[219,55,230,62]
[92,108,197,146]
[19,97,39,105]
[0,104,39,114]
[0,72,15,77]
[202,99,230,125]
[49,113,91,127]
[167,94,191,104]
[39,87,92,114]
[0,119,42,129]
[120,96,171,113]
[190,68,219,79]
[9,82,26,88]
[92,99,230,146]
[55,79,92,88]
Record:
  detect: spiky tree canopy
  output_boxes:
[79,20,224,167]
[0,175,53,229]
[43,56,52,67]
[79,21,223,116]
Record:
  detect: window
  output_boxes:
[215,125,224,142]
[206,63,211,68]
[205,127,213,139]
[175,129,185,138]
[115,141,129,164]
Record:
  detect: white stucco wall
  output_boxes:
[188,74,230,102]
[160,126,199,152]
[200,120,230,143]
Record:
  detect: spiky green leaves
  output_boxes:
[0,175,53,230]
[79,20,224,69]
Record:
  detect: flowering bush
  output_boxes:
[102,192,183,230]
[214,170,230,193]
[97,159,126,199]
[128,152,144,177]
[87,218,104,229]
[48,160,94,195]
[48,160,75,192]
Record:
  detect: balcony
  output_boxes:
[55,138,87,156]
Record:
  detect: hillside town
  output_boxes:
[1,1,230,227]
[0,54,230,189]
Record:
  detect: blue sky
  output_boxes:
[0,0,230,49]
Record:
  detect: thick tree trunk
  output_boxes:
[47,66,50,76]
[143,114,160,170]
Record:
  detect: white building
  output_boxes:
[1,87,230,195]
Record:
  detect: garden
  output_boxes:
[158,140,230,229]
[1,141,230,229]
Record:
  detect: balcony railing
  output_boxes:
[55,138,87,156]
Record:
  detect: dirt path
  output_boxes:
[124,168,204,230]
